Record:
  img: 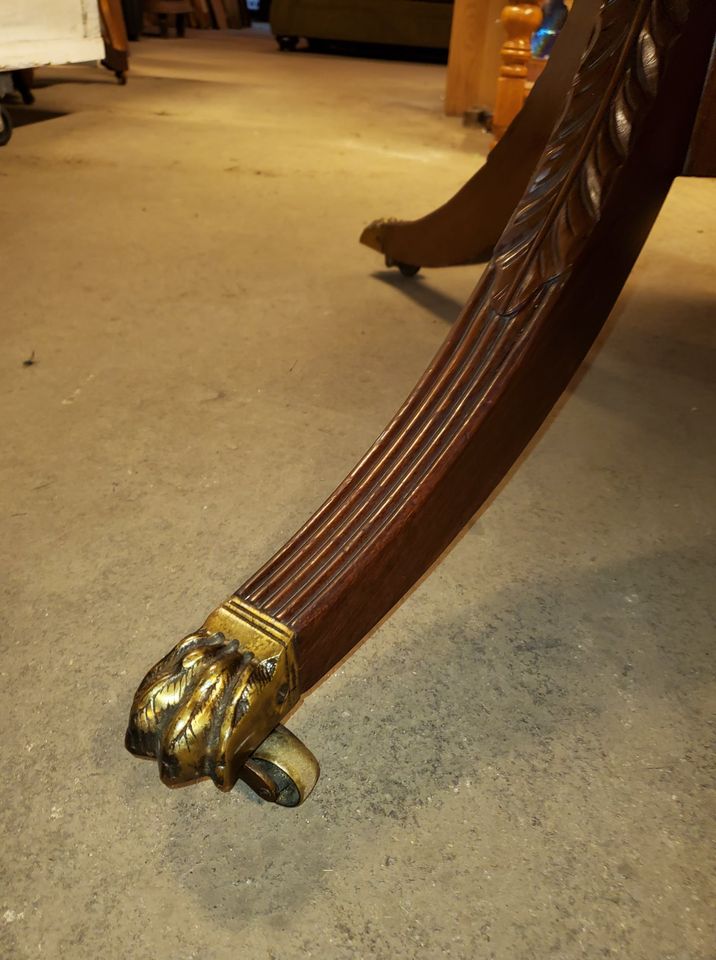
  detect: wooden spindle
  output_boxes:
[491,3,543,144]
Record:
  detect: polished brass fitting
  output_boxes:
[125,597,318,805]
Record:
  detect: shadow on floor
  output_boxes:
[371,270,465,324]
[279,38,448,63]
[32,76,117,88]
[3,104,68,128]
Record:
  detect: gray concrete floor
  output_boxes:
[1,27,715,960]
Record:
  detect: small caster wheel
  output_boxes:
[0,105,13,147]
[397,262,421,277]
[277,35,299,51]
[11,71,34,104]
[238,724,320,806]
[385,255,420,277]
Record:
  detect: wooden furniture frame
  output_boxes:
[270,0,454,54]
[126,0,716,805]
[99,0,130,83]
[145,0,193,37]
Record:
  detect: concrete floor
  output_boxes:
[1,27,714,960]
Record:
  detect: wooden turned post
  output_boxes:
[491,3,543,145]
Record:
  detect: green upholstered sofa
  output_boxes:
[270,0,454,51]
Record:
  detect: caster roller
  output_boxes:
[398,262,421,277]
[238,724,320,807]
[385,255,420,277]
[10,71,34,105]
[101,60,128,85]
[0,105,13,147]
[277,35,299,52]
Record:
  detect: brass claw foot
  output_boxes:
[359,217,401,253]
[125,597,319,803]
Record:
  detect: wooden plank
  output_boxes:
[445,0,505,116]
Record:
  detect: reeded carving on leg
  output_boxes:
[125,599,301,792]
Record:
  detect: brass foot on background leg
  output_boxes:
[359,219,420,276]
[240,725,320,807]
[359,217,391,253]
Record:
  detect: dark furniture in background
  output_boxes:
[144,0,193,36]
[121,0,145,39]
[270,0,454,52]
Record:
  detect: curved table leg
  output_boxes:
[127,0,715,803]
[360,0,601,271]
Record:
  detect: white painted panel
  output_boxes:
[0,0,103,70]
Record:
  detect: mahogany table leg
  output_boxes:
[127,0,715,804]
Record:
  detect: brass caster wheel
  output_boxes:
[385,255,420,277]
[238,725,320,807]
